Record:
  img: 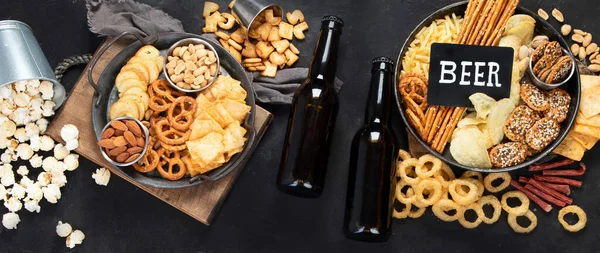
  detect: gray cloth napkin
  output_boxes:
[85,0,343,104]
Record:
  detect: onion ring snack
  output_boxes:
[483,172,511,193]
[501,191,530,216]
[397,158,421,185]
[407,205,427,218]
[478,195,502,224]
[393,202,412,219]
[558,205,587,232]
[449,179,478,205]
[416,154,442,178]
[415,179,444,206]
[397,149,412,162]
[458,203,484,229]
[507,210,537,233]
[432,199,462,222]
[460,171,483,182]
[396,180,417,204]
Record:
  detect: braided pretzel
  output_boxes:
[157,148,187,181]
[160,141,187,152]
[153,118,190,145]
[148,86,171,112]
[167,96,197,131]
[399,73,428,111]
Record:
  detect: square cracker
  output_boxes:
[570,131,599,150]
[572,123,600,138]
[575,111,600,127]
[579,85,600,118]
[553,135,586,161]
[580,75,600,91]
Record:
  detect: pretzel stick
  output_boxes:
[427,106,449,143]
[480,0,506,44]
[459,0,485,44]
[467,0,495,45]
[436,107,467,153]
[455,0,478,43]
[406,109,425,137]
[422,106,438,139]
[486,0,520,46]
[431,107,455,150]
[474,0,503,45]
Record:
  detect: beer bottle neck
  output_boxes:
[308,26,342,85]
[365,61,394,126]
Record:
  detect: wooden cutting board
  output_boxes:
[45,38,273,225]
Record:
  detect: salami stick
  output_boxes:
[510,180,552,212]
[518,177,570,195]
[529,159,575,171]
[528,179,573,205]
[542,163,587,177]
[524,184,567,207]
[533,174,582,188]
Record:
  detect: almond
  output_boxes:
[101,127,115,139]
[110,120,128,131]
[115,152,130,163]
[124,131,137,146]
[124,153,140,163]
[114,129,125,136]
[108,146,127,156]
[125,120,143,137]
[137,137,145,147]
[127,146,144,155]
[98,139,116,149]
[113,136,128,147]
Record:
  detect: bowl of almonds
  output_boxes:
[164,38,220,92]
[97,116,149,167]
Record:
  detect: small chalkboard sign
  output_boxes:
[427,43,514,107]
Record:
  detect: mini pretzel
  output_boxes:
[151,80,179,101]
[133,148,160,173]
[399,73,428,109]
[167,96,197,131]
[153,118,190,145]
[148,88,171,112]
[160,141,187,152]
[156,148,187,181]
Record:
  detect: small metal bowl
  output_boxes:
[163,38,220,93]
[528,48,575,90]
[99,116,149,167]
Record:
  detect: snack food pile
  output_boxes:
[0,80,86,233]
[165,42,218,90]
[110,45,163,120]
[394,151,587,233]
[202,1,305,77]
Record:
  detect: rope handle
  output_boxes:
[53,54,93,83]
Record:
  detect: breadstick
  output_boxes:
[491,0,520,45]
[480,0,506,44]
[431,107,455,150]
[436,107,467,153]
[427,106,449,144]
[467,0,495,45]
[456,0,478,43]
[487,0,520,46]
[459,0,485,44]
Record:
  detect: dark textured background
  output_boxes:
[1,0,599,252]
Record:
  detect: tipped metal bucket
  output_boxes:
[0,20,66,108]
[231,0,283,40]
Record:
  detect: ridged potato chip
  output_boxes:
[457,112,486,129]
[487,98,516,145]
[469,93,496,119]
[450,126,492,168]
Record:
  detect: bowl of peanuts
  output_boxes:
[97,116,149,167]
[164,38,220,92]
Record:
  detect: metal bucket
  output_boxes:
[231,0,283,41]
[0,20,66,108]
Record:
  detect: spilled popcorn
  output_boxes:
[92,168,111,186]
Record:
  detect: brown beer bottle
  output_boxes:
[277,16,344,198]
[343,57,396,242]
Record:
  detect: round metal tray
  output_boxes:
[89,32,256,188]
[394,1,581,172]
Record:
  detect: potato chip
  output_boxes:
[449,126,492,168]
[572,123,600,138]
[479,125,495,149]
[469,93,496,119]
[189,119,224,140]
[509,64,524,106]
[457,112,486,128]
[576,111,600,127]
[186,132,224,165]
[580,75,600,91]
[579,86,600,118]
[208,105,235,128]
[219,99,251,122]
[223,121,247,153]
[570,131,599,150]
[553,134,586,161]
[487,98,516,145]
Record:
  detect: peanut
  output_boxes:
[561,24,571,36]
[583,34,593,47]
[537,8,549,20]
[572,34,584,43]
[551,8,564,22]
[571,44,580,55]
[588,64,600,72]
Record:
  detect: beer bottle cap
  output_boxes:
[372,57,395,71]
[321,15,344,30]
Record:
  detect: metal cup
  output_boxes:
[0,20,66,108]
[231,0,283,40]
